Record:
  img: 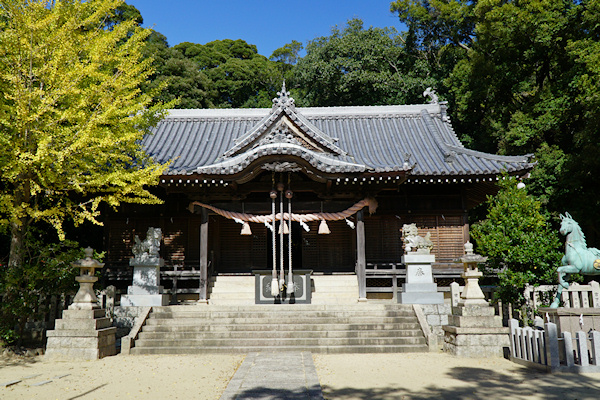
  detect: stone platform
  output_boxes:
[443,305,509,358]
[46,308,116,360]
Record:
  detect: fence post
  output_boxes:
[590,331,600,366]
[545,322,561,370]
[536,330,546,364]
[571,283,581,308]
[576,331,590,366]
[524,284,534,310]
[590,281,600,308]
[524,327,534,362]
[582,288,590,308]
[450,282,460,308]
[509,319,519,358]
[563,331,574,367]
[105,285,115,319]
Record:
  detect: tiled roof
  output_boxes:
[143,90,532,178]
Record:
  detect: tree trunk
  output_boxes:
[8,185,30,269]
[8,219,27,269]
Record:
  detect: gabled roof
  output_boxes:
[143,87,533,179]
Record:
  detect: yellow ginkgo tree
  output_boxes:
[0,0,170,270]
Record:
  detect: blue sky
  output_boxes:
[127,0,406,57]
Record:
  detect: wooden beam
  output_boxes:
[356,210,367,301]
[198,208,209,303]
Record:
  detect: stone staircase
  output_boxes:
[129,304,429,355]
[208,273,359,305]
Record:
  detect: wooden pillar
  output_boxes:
[356,210,367,301]
[198,208,209,303]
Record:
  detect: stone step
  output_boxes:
[137,329,424,340]
[148,310,416,319]
[140,322,421,334]
[144,316,418,325]
[208,274,361,305]
[133,336,426,348]
[153,304,414,311]
[130,344,428,355]
[129,302,428,355]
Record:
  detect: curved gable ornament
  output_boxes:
[222,83,348,159]
[272,81,295,111]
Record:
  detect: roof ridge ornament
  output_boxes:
[423,87,439,104]
[272,81,296,111]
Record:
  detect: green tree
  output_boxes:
[293,18,436,107]
[0,0,169,271]
[173,39,280,108]
[393,0,600,239]
[470,177,562,307]
[270,40,303,83]
[142,31,215,109]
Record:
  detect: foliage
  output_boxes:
[270,40,303,83]
[393,0,600,241]
[171,39,280,108]
[470,176,562,307]
[293,18,437,106]
[141,31,215,109]
[0,0,170,269]
[0,227,86,345]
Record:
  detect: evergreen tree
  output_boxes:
[470,177,562,307]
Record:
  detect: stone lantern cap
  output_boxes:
[458,254,488,264]
[73,247,104,275]
[455,242,487,264]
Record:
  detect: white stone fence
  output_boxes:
[524,281,600,310]
[509,318,600,373]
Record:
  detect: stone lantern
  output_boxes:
[69,247,104,310]
[442,241,508,357]
[457,242,488,306]
[46,247,116,360]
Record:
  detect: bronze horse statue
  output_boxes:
[550,212,600,308]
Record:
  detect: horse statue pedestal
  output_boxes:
[540,307,600,342]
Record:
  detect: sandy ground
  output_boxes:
[0,353,244,400]
[2,352,600,400]
[313,352,600,400]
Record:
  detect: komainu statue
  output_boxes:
[550,212,600,308]
[402,223,433,254]
[132,227,162,264]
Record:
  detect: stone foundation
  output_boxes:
[45,308,116,360]
[420,303,451,349]
[443,305,509,357]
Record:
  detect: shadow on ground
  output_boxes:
[225,383,322,399]
[0,356,40,368]
[319,366,600,400]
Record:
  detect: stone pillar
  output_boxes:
[443,242,509,357]
[398,253,444,304]
[46,248,116,360]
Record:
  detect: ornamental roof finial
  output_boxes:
[423,87,439,104]
[272,81,295,110]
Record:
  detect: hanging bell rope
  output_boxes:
[286,188,294,295]
[278,188,285,290]
[270,189,278,296]
[188,198,378,224]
